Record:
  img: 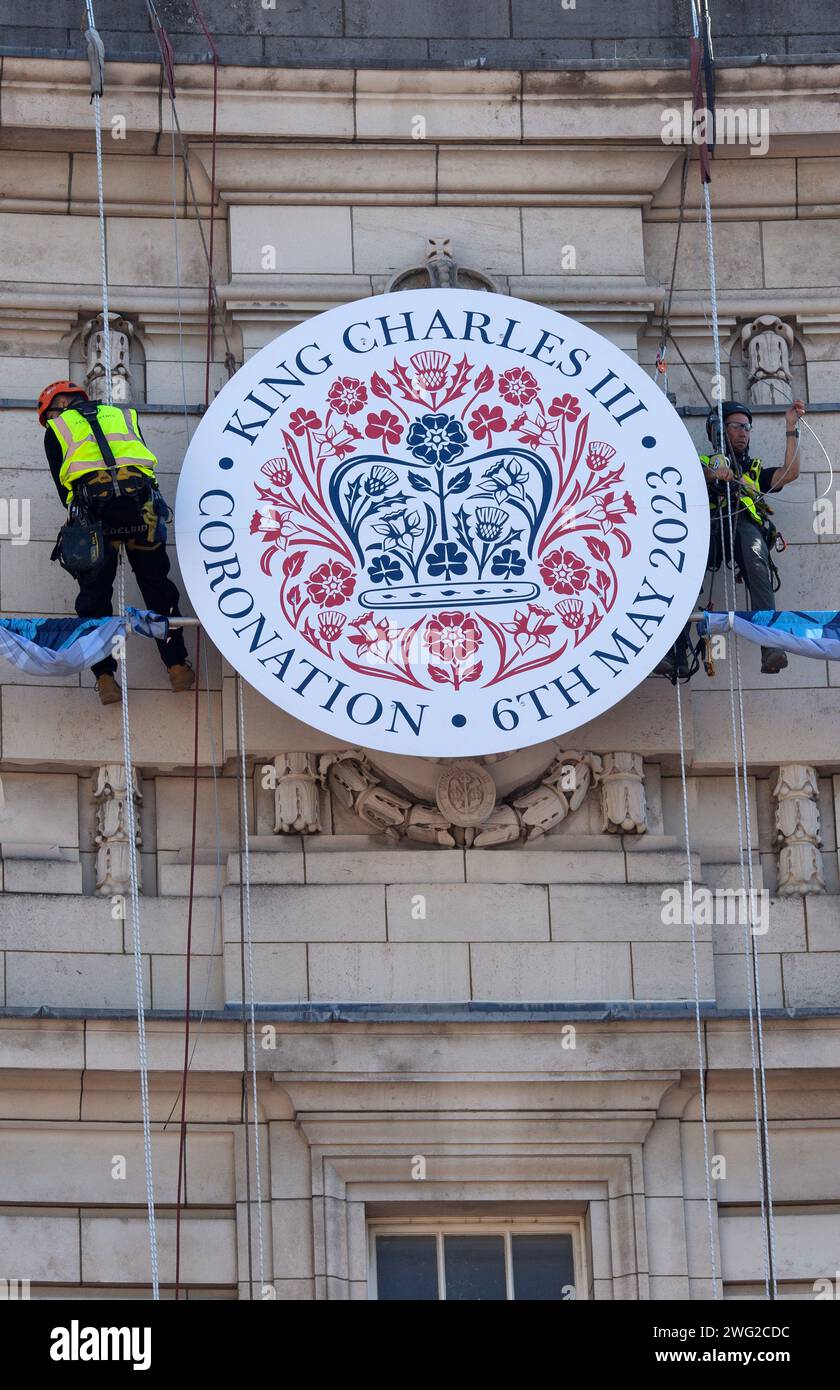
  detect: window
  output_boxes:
[369,1221,582,1301]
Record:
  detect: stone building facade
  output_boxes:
[0,5,839,1299]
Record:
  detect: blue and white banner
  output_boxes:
[0,608,169,676]
[702,610,840,661]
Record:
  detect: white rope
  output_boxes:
[85,0,159,1296]
[116,564,160,1298]
[236,676,266,1294]
[732,629,779,1296]
[85,0,112,407]
[675,675,719,1298]
[702,158,773,1300]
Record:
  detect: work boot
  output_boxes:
[96,673,122,706]
[168,662,196,693]
[761,648,788,675]
[652,650,691,681]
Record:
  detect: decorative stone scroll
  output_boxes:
[740,315,794,407]
[94,764,142,896]
[773,763,825,896]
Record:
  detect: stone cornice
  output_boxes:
[192,142,680,207]
[0,282,210,339]
[0,57,837,149]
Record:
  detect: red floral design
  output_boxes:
[585,441,616,472]
[260,457,292,488]
[327,376,368,415]
[249,505,298,549]
[248,352,629,688]
[347,614,399,662]
[501,604,557,655]
[425,611,481,664]
[364,409,403,451]
[317,609,346,642]
[468,403,506,445]
[305,560,355,608]
[498,367,539,406]
[539,548,591,596]
[512,409,554,450]
[556,598,585,629]
[289,408,321,436]
[314,420,363,461]
[587,491,637,533]
[548,393,581,423]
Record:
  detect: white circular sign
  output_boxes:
[176,290,708,756]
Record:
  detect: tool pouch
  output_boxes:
[51,506,106,576]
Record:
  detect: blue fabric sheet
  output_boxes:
[0,608,170,676]
[702,611,840,661]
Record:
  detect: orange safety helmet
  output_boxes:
[37,379,89,427]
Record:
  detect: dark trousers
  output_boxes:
[75,541,188,677]
[668,517,777,673]
[734,518,777,663]
[733,518,775,611]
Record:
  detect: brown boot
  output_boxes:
[760,648,788,675]
[168,662,196,693]
[96,673,122,706]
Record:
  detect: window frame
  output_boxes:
[367,1215,587,1301]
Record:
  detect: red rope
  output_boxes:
[190,0,220,409]
[174,629,202,1298]
[174,0,220,1301]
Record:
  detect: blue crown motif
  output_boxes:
[327,411,554,611]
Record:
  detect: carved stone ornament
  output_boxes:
[387,237,498,294]
[272,752,321,834]
[740,315,794,407]
[93,763,142,896]
[434,760,497,827]
[599,751,647,834]
[83,312,134,402]
[318,748,645,848]
[773,763,825,896]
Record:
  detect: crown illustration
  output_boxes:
[327,411,554,612]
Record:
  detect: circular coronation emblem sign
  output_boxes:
[176,290,709,757]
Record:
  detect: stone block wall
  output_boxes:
[2,1016,840,1298]
[1,1,838,69]
[0,50,838,1300]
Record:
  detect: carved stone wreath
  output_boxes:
[318,748,645,847]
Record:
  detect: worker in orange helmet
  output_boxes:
[38,380,195,705]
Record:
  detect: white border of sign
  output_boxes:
[176,290,709,756]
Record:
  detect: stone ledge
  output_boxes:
[2,859,82,893]
[466,849,625,885]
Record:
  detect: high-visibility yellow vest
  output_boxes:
[699,452,764,525]
[48,404,158,504]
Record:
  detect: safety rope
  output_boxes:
[84,1,112,407]
[174,628,202,1300]
[691,0,776,1297]
[675,676,719,1297]
[145,0,237,379]
[655,152,690,395]
[236,675,267,1295]
[85,0,159,1298]
[188,0,221,407]
[732,628,778,1296]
